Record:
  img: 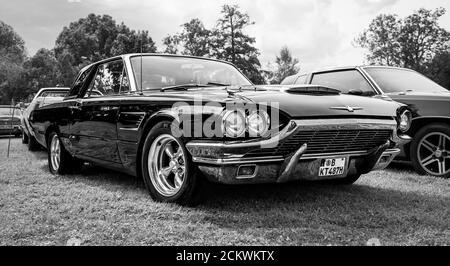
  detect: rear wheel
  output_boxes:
[48,132,83,175]
[141,121,204,206]
[410,123,450,178]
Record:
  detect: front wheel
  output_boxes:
[48,132,83,175]
[141,121,204,206]
[410,123,450,178]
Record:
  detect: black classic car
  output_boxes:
[282,66,450,178]
[0,105,21,137]
[29,54,410,205]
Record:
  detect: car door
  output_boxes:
[69,59,128,164]
[308,69,378,97]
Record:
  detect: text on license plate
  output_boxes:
[319,158,346,177]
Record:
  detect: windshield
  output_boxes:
[0,107,20,117]
[130,56,252,91]
[39,90,68,98]
[364,67,449,94]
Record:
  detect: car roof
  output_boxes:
[283,65,416,82]
[80,53,234,72]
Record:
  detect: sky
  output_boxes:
[1,0,449,71]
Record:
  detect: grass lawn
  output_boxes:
[0,137,448,246]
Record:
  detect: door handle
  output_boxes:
[69,135,79,141]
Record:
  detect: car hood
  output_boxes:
[142,85,402,118]
[387,91,450,101]
[387,91,450,118]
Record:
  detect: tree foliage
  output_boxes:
[0,20,27,104]
[272,46,300,84]
[427,50,450,89]
[356,7,450,74]
[162,5,264,84]
[22,48,60,94]
[163,19,211,57]
[213,5,264,84]
[54,14,157,84]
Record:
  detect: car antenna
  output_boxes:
[139,34,144,95]
[6,98,15,158]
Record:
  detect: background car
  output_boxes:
[20,87,70,150]
[0,105,21,137]
[281,66,450,178]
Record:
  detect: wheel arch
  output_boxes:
[136,113,176,180]
[405,117,450,159]
[44,124,60,148]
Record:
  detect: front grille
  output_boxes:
[245,129,392,157]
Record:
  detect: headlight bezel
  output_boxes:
[398,110,412,133]
[221,108,272,138]
[222,109,247,138]
[247,110,270,137]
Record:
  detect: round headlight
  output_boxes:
[247,111,270,137]
[223,110,246,137]
[399,110,412,132]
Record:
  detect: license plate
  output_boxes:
[319,158,346,177]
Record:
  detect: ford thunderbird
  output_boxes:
[29,54,410,205]
[282,66,450,178]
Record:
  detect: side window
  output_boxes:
[68,67,92,97]
[311,70,375,96]
[294,75,308,85]
[85,60,129,97]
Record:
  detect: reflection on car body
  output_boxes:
[29,54,411,205]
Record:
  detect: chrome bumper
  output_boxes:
[186,119,410,184]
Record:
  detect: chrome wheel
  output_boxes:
[147,134,187,197]
[50,135,61,171]
[417,132,450,176]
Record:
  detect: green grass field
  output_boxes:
[0,137,448,246]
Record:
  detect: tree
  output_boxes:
[213,5,264,84]
[111,23,157,56]
[427,50,450,89]
[272,46,300,84]
[355,14,402,66]
[356,8,450,72]
[0,20,27,104]
[399,8,450,72]
[54,13,157,85]
[22,48,60,94]
[163,19,211,56]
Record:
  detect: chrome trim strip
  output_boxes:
[119,128,139,131]
[192,156,285,165]
[191,149,401,166]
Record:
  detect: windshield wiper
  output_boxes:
[159,83,208,92]
[206,82,230,86]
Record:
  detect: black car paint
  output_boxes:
[29,56,404,179]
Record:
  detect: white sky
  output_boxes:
[1,0,449,71]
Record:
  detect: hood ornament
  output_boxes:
[330,106,363,112]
